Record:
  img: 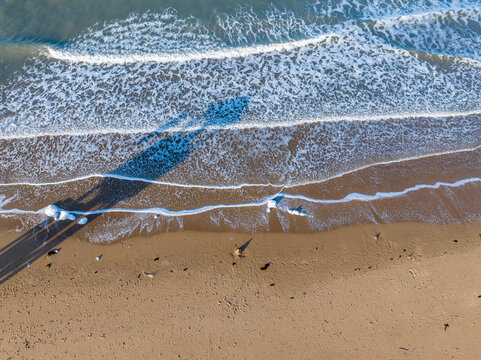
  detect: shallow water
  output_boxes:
[0,0,480,241]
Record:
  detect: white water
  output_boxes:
[1,2,480,237]
[1,114,480,186]
[45,7,481,65]
[0,142,480,189]
[45,34,335,64]
[2,6,481,138]
[1,177,480,218]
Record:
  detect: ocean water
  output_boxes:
[0,0,480,241]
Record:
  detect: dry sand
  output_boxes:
[2,222,481,359]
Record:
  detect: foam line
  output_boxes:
[45,29,481,66]
[1,110,480,140]
[0,144,479,189]
[301,143,481,188]
[45,34,333,64]
[1,177,479,217]
[280,177,481,204]
[44,4,481,64]
[3,4,481,143]
[371,5,481,22]
[0,173,280,189]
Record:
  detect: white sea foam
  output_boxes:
[0,194,18,209]
[0,142,479,189]
[43,204,60,217]
[1,114,479,187]
[45,34,334,64]
[2,6,481,139]
[44,204,76,220]
[52,4,481,57]
[266,199,277,213]
[310,0,480,24]
[1,2,480,235]
[1,109,480,141]
[1,177,479,218]
[45,6,481,65]
[362,7,481,60]
[287,206,308,216]
[280,177,481,204]
[43,6,481,65]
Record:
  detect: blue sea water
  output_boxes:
[0,0,480,239]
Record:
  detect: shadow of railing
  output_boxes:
[0,97,249,285]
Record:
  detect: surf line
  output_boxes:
[1,143,480,189]
[0,173,281,190]
[44,2,481,66]
[45,29,481,67]
[1,177,480,218]
[45,33,335,65]
[2,109,480,141]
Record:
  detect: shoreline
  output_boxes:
[2,221,481,358]
[2,2,480,358]
[1,139,480,238]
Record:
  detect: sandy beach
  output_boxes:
[2,221,481,359]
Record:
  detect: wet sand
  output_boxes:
[2,142,480,238]
[2,222,481,359]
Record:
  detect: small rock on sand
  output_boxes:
[48,249,61,256]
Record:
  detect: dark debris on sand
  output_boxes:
[47,248,61,256]
[260,262,271,271]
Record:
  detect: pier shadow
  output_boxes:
[0,97,249,285]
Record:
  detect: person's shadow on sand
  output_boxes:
[0,97,249,285]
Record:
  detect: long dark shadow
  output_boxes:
[0,97,249,285]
